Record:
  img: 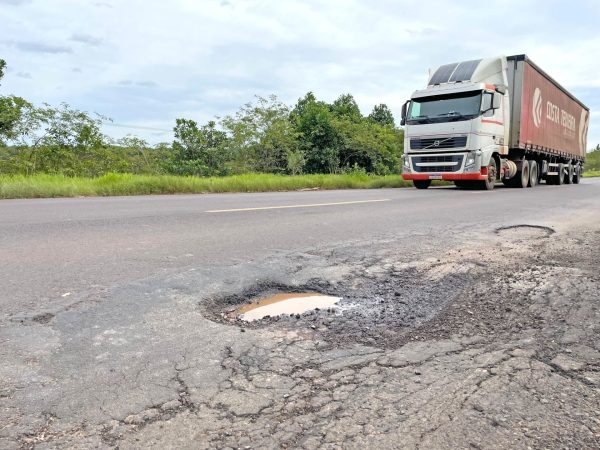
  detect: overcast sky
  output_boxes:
[1,0,599,148]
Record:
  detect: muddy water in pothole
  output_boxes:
[238,293,341,321]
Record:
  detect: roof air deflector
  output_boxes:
[428,59,482,86]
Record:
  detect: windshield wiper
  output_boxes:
[408,115,432,123]
[434,111,471,122]
[434,111,463,117]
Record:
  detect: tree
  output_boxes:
[291,93,342,173]
[171,119,228,176]
[0,60,38,146]
[24,103,110,175]
[331,94,362,122]
[116,136,155,174]
[286,149,305,175]
[368,104,395,127]
[221,95,299,173]
[0,59,6,85]
[0,96,36,145]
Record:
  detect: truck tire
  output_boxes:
[478,158,497,190]
[565,164,574,184]
[515,160,529,188]
[528,160,538,187]
[557,163,564,185]
[573,166,581,184]
[413,180,431,189]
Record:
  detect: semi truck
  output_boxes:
[400,55,590,190]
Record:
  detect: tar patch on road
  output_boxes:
[200,263,475,349]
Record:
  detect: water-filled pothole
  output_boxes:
[235,293,341,321]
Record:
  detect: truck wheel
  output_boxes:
[556,163,564,185]
[565,164,574,184]
[413,180,431,189]
[528,160,538,187]
[515,160,529,188]
[479,158,497,190]
[573,166,581,184]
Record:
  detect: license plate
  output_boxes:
[429,175,443,180]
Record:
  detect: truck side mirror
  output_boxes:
[400,100,409,126]
[492,92,502,110]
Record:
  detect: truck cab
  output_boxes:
[401,57,509,190]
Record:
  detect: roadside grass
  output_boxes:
[0,173,437,199]
[583,170,600,177]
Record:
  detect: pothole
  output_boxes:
[495,225,555,239]
[201,267,474,349]
[235,293,341,322]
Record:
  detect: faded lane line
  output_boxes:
[205,199,391,213]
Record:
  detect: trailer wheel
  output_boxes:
[556,163,564,185]
[565,164,574,184]
[573,166,581,184]
[538,161,545,184]
[413,180,431,189]
[528,160,538,188]
[514,159,529,188]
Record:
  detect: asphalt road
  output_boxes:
[1,180,600,449]
[2,180,599,317]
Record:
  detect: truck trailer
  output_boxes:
[400,54,590,190]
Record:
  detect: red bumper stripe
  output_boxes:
[402,173,487,181]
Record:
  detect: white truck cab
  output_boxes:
[401,57,508,190]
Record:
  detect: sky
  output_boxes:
[1,0,600,148]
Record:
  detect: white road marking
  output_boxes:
[205,199,391,213]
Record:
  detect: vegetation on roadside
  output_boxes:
[0,59,404,180]
[1,57,598,199]
[0,173,423,199]
[586,144,600,171]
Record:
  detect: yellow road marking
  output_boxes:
[205,199,391,213]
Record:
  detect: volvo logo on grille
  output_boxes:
[433,140,440,147]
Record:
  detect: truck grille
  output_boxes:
[411,154,464,173]
[410,136,467,150]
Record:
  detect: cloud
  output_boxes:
[0,0,31,5]
[13,41,72,54]
[135,80,158,88]
[70,33,103,47]
[117,80,157,88]
[0,0,598,145]
[16,71,31,79]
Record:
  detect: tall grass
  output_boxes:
[0,173,422,199]
[583,170,600,178]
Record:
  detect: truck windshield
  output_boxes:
[407,91,482,124]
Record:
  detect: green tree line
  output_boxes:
[0,59,404,177]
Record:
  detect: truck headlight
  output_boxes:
[402,155,410,169]
[465,152,476,167]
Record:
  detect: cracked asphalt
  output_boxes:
[1,180,600,449]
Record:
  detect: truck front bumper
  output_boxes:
[402,168,488,181]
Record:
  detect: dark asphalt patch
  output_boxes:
[200,265,475,349]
